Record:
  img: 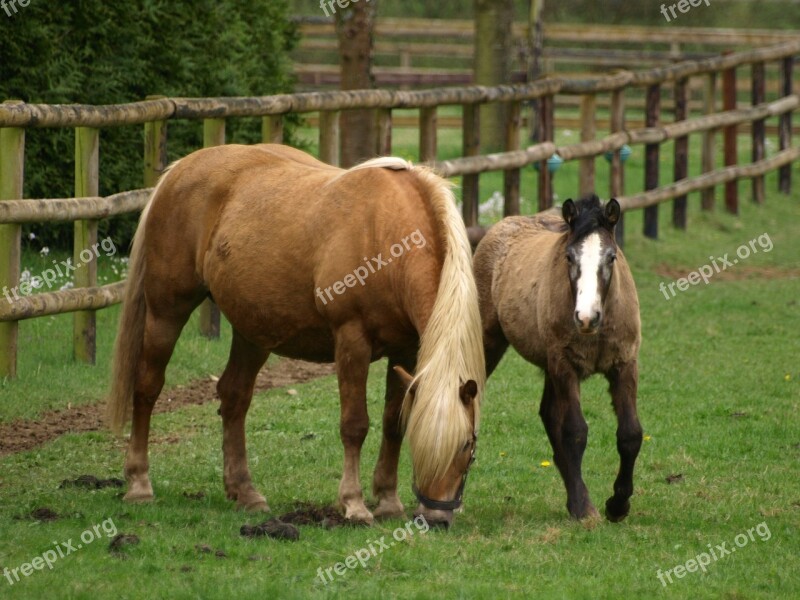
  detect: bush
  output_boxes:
[1,0,298,250]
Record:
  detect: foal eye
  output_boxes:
[566,254,574,265]
[609,254,617,263]
[462,440,472,452]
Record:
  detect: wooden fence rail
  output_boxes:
[0,41,797,377]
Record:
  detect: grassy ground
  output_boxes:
[1,128,798,598]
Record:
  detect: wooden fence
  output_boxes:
[0,40,797,377]
[293,18,800,87]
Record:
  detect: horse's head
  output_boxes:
[562,195,621,335]
[395,366,479,529]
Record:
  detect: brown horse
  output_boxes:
[473,195,642,521]
[108,144,485,527]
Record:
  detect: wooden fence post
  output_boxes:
[751,62,766,205]
[673,78,689,229]
[722,59,738,214]
[73,127,99,364]
[644,84,661,239]
[462,104,480,227]
[778,56,794,195]
[579,94,596,197]
[376,108,392,156]
[199,118,225,339]
[610,89,625,247]
[537,94,554,212]
[143,96,168,188]
[503,101,522,216]
[701,73,717,211]
[419,107,437,163]
[319,111,340,166]
[262,115,284,144]
[0,100,24,378]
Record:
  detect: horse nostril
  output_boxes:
[591,312,601,327]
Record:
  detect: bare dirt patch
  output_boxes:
[0,358,335,457]
[654,263,800,282]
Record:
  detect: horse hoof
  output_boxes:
[123,490,154,503]
[604,497,630,522]
[343,507,374,526]
[373,500,405,520]
[123,479,154,503]
[238,497,270,513]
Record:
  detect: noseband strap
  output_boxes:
[413,435,477,512]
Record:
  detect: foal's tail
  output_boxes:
[107,165,175,435]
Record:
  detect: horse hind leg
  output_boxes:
[371,355,414,520]
[217,330,269,511]
[124,302,198,502]
[605,361,643,522]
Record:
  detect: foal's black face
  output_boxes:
[562,197,621,335]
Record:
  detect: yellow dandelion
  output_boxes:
[540,460,551,467]
[499,451,507,457]
[785,374,792,382]
[644,435,652,442]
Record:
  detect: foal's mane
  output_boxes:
[566,194,615,242]
[363,164,484,489]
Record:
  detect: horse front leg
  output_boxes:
[371,355,414,520]
[539,364,598,520]
[605,360,643,522]
[334,321,374,524]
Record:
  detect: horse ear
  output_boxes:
[605,199,621,228]
[459,380,478,407]
[393,366,417,395]
[562,199,577,228]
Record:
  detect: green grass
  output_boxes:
[1,127,799,598]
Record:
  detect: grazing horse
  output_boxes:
[473,195,642,521]
[108,144,485,527]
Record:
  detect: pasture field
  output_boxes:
[1,134,799,598]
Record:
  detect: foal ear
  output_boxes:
[393,366,418,395]
[605,198,621,228]
[459,380,478,407]
[562,199,577,228]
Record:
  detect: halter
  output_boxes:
[412,433,477,512]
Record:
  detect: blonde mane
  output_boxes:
[398,167,486,488]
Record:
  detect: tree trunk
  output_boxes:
[474,0,515,153]
[528,0,545,142]
[336,1,377,167]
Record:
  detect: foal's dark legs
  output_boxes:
[604,360,643,522]
[483,321,509,378]
[539,369,598,520]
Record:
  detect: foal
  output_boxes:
[473,195,643,521]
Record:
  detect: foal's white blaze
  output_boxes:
[575,233,603,328]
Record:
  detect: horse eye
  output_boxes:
[462,440,472,452]
[566,254,574,265]
[609,254,617,263]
